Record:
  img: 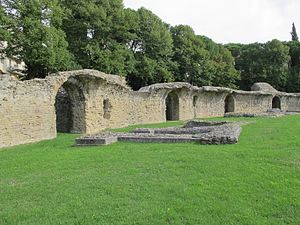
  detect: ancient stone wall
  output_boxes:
[193,91,227,118]
[233,92,272,113]
[1,69,300,148]
[0,76,55,148]
[282,95,300,112]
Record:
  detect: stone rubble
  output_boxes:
[224,109,300,118]
[75,120,242,146]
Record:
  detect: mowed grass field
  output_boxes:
[0,116,300,225]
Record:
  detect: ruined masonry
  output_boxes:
[75,121,242,146]
[1,69,300,148]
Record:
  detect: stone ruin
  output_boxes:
[1,69,300,148]
[75,120,242,146]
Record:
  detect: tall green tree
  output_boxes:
[171,25,239,88]
[0,1,10,42]
[200,36,240,88]
[126,8,175,90]
[171,25,209,85]
[227,40,290,90]
[0,2,10,60]
[291,22,299,42]
[264,40,290,90]
[61,0,135,77]
[285,41,300,92]
[1,0,74,78]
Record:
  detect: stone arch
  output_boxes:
[224,94,235,113]
[165,91,179,121]
[55,77,86,133]
[272,96,281,109]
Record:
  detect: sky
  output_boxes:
[123,0,300,44]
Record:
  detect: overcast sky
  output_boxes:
[123,0,300,44]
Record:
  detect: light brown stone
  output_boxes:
[1,70,300,148]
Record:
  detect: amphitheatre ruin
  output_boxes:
[1,69,300,148]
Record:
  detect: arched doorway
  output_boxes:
[166,91,179,121]
[224,94,235,113]
[55,79,86,133]
[272,96,281,109]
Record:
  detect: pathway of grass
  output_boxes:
[0,116,300,225]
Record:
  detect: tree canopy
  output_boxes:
[0,0,299,92]
[1,0,75,78]
[291,23,299,42]
[171,25,239,88]
[226,40,290,91]
[125,7,175,90]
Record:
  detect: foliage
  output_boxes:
[61,0,135,77]
[1,116,300,224]
[126,7,175,90]
[1,0,299,92]
[291,22,299,42]
[171,25,211,85]
[1,0,75,79]
[171,25,240,88]
[0,1,10,42]
[285,41,300,92]
[226,40,290,91]
[200,36,240,88]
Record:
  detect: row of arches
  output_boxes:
[164,92,282,121]
[54,80,283,132]
[223,95,282,113]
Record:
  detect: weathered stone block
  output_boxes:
[75,136,118,146]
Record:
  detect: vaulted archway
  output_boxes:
[272,96,281,109]
[165,91,179,121]
[55,78,86,133]
[224,94,235,113]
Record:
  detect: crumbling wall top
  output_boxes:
[251,82,278,93]
[46,69,130,91]
[139,82,200,92]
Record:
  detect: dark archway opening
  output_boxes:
[55,87,72,133]
[166,91,179,121]
[193,95,198,118]
[55,81,86,133]
[224,94,235,113]
[272,96,281,109]
[193,96,198,107]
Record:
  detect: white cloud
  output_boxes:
[123,0,300,44]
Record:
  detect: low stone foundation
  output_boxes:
[225,109,300,118]
[75,120,242,146]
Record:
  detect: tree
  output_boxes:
[0,1,10,42]
[291,23,299,42]
[126,8,175,90]
[200,36,240,88]
[2,0,75,79]
[171,25,239,88]
[227,40,290,91]
[61,0,135,77]
[264,40,290,90]
[171,25,209,85]
[285,41,300,92]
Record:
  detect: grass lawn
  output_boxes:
[0,116,300,225]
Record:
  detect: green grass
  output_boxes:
[0,116,300,225]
